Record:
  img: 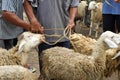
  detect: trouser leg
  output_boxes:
[4,39,14,50]
[102,14,115,32]
[0,40,5,48]
[115,15,120,32]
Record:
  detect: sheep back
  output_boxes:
[0,47,21,66]
[0,65,37,80]
[70,33,96,55]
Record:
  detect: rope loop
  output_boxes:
[42,26,72,45]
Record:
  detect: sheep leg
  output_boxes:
[95,24,99,38]
[118,70,120,80]
[98,72,104,80]
[78,20,82,31]
[89,22,93,36]
[82,17,86,28]
[38,74,46,80]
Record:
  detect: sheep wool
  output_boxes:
[70,33,96,55]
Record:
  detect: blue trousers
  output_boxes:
[38,41,70,53]
[0,39,14,50]
[103,14,120,33]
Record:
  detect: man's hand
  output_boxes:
[114,0,120,2]
[30,20,44,33]
[67,20,75,29]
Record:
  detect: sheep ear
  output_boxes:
[18,34,24,41]
[104,38,118,48]
[112,51,120,59]
[17,40,26,54]
[35,47,39,52]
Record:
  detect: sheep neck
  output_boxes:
[8,46,18,54]
[92,39,108,65]
[8,45,29,66]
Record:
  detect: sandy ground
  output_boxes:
[27,23,119,80]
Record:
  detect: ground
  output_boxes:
[27,23,119,80]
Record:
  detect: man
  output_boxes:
[0,0,43,49]
[35,0,79,76]
[102,0,120,33]
[37,0,79,52]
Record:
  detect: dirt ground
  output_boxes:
[27,23,119,80]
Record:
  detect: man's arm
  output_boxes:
[23,0,43,33]
[2,11,31,31]
[68,7,78,29]
[2,0,31,31]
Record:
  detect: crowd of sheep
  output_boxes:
[75,0,103,38]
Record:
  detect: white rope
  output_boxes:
[42,26,72,45]
[41,26,81,53]
[63,26,79,52]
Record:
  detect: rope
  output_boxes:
[63,26,79,52]
[42,26,72,45]
[41,26,80,53]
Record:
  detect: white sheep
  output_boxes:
[0,31,45,67]
[75,1,88,31]
[88,1,102,38]
[0,65,37,80]
[39,31,120,80]
[70,33,120,80]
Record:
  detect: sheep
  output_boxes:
[88,1,102,38]
[70,33,120,79]
[0,65,37,80]
[39,31,120,80]
[0,31,45,67]
[75,1,88,32]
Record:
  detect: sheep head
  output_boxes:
[100,31,120,49]
[80,1,88,7]
[17,32,45,53]
[88,1,96,10]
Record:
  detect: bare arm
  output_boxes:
[68,7,78,29]
[2,10,31,31]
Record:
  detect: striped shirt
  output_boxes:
[37,0,79,43]
[0,0,23,39]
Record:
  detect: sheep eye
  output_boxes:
[111,36,114,39]
[27,36,31,38]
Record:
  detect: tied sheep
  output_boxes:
[0,31,45,67]
[70,33,120,79]
[40,31,120,80]
[0,65,37,80]
[88,1,102,38]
